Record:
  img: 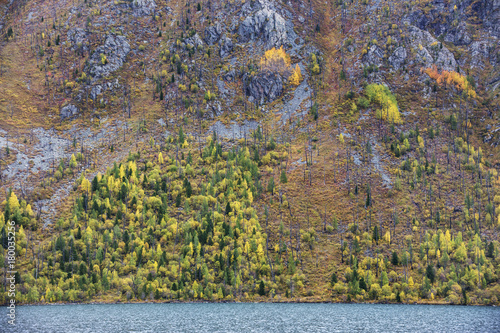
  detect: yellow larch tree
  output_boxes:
[289,65,303,86]
[260,46,291,76]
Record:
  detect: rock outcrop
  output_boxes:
[364,45,384,67]
[407,0,500,39]
[219,35,233,58]
[443,22,471,46]
[245,71,283,104]
[67,28,89,51]
[388,47,407,71]
[204,23,222,45]
[223,70,236,82]
[205,101,223,118]
[483,0,500,38]
[469,41,492,68]
[60,104,79,120]
[404,0,498,88]
[85,34,130,80]
[131,0,157,16]
[238,5,287,48]
[185,33,204,49]
[90,79,120,100]
[407,25,457,72]
[484,124,500,147]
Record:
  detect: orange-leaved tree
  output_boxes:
[424,65,476,100]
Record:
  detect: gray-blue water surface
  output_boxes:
[2,303,499,333]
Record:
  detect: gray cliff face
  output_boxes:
[365,24,459,73]
[407,25,458,72]
[406,0,499,38]
[443,22,471,46]
[238,2,287,48]
[485,0,500,37]
[404,0,499,86]
[80,35,130,102]
[90,80,121,101]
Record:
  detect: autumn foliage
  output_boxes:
[423,65,476,99]
[260,46,292,77]
[259,46,302,85]
[365,84,402,124]
[0,137,304,303]
[288,65,303,86]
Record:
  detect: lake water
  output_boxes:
[2,303,499,332]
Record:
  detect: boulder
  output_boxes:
[204,22,222,45]
[60,104,79,120]
[219,35,233,58]
[244,71,283,104]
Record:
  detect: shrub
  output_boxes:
[357,96,369,108]
[204,90,215,101]
[190,84,199,93]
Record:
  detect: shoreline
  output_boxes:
[5,299,497,307]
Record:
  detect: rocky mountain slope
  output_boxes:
[0,0,499,304]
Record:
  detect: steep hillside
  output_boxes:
[0,0,499,305]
